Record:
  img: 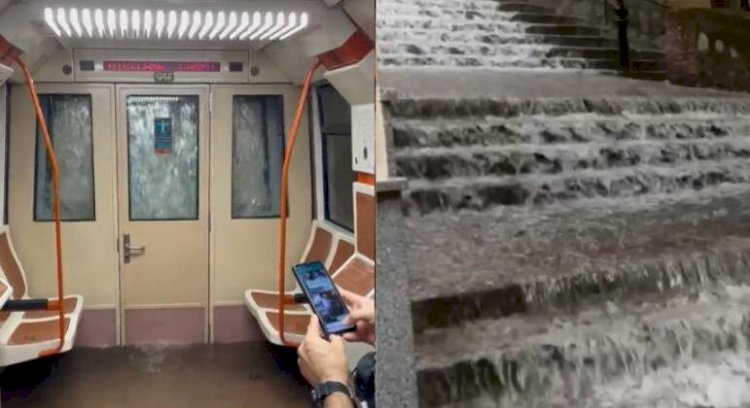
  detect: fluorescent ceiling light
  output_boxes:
[250,12,274,40]
[81,9,93,37]
[155,10,165,39]
[280,12,308,40]
[57,8,72,37]
[42,7,311,42]
[166,10,177,39]
[107,9,116,38]
[261,12,285,40]
[119,9,128,38]
[69,8,82,37]
[270,12,296,41]
[230,12,249,40]
[44,7,62,37]
[239,12,262,40]
[208,11,225,40]
[188,11,201,39]
[132,10,140,39]
[94,9,104,37]
[178,11,190,39]
[198,11,213,39]
[219,11,237,40]
[143,10,152,39]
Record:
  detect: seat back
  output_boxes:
[302,223,334,265]
[329,239,355,273]
[0,227,27,300]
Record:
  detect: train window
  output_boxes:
[231,95,284,219]
[317,84,354,232]
[126,95,199,221]
[34,94,95,222]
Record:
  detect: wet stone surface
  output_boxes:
[378,2,750,406]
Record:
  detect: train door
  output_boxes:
[115,85,210,345]
[208,84,312,341]
[8,84,119,336]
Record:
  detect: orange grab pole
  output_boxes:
[12,56,65,357]
[277,61,322,347]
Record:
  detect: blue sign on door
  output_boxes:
[154,118,172,154]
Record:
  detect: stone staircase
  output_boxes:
[381,78,750,406]
[378,0,666,80]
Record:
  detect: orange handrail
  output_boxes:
[12,56,66,357]
[277,61,322,347]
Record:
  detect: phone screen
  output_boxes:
[292,261,355,335]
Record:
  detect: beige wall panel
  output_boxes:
[8,83,118,307]
[210,84,312,303]
[32,49,74,83]
[248,52,292,84]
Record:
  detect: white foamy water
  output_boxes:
[590,352,750,408]
[377,0,561,69]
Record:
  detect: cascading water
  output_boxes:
[378,0,558,69]
[377,0,749,406]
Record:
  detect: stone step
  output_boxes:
[497,2,557,14]
[402,185,750,327]
[548,47,664,61]
[380,44,663,64]
[379,42,551,58]
[394,137,750,181]
[406,158,750,213]
[383,96,750,120]
[376,7,510,21]
[377,29,536,45]
[622,70,668,82]
[378,19,522,32]
[377,55,563,69]
[381,0,503,8]
[526,24,603,36]
[377,54,660,71]
[390,115,750,150]
[511,13,585,25]
[557,58,665,72]
[415,283,750,406]
[538,35,619,48]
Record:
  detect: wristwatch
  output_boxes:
[311,381,353,407]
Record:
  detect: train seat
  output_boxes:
[0,227,83,366]
[247,253,374,346]
[244,221,354,315]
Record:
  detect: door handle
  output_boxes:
[123,234,145,264]
[126,244,145,253]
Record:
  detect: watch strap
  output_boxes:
[312,381,352,405]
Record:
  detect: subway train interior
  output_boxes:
[0,0,375,405]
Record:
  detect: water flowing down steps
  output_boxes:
[378,0,666,80]
[380,71,750,408]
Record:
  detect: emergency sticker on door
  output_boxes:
[154,118,173,154]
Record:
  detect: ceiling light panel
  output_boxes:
[43,7,310,42]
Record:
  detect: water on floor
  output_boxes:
[0,342,310,408]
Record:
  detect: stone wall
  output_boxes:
[529,0,668,48]
[665,9,750,92]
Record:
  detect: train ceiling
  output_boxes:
[0,0,374,84]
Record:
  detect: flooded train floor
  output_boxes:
[0,343,309,408]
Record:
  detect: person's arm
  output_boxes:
[298,318,356,407]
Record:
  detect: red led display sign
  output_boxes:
[103,61,221,72]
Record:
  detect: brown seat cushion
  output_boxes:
[250,292,305,312]
[8,318,71,346]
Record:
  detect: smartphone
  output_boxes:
[292,261,356,336]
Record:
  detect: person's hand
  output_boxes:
[340,289,375,346]
[297,317,350,386]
